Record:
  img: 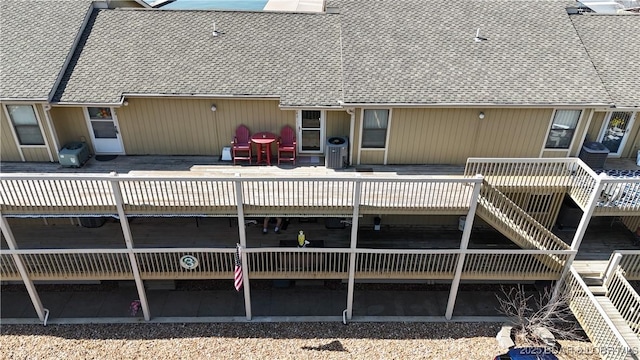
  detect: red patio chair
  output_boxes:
[232,125,252,165]
[277,125,296,165]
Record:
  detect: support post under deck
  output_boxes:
[0,214,47,322]
[110,174,150,321]
[445,175,483,320]
[235,176,251,320]
[346,178,362,320]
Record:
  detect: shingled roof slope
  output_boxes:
[0,0,92,100]
[54,9,343,106]
[339,0,612,105]
[571,15,640,108]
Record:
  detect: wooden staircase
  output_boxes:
[573,263,640,360]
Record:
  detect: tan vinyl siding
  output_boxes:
[360,150,385,164]
[569,109,592,156]
[20,147,50,162]
[0,105,21,161]
[50,107,93,153]
[586,111,606,142]
[622,115,640,158]
[115,98,294,156]
[541,150,566,158]
[325,110,350,138]
[383,108,552,165]
[34,104,56,162]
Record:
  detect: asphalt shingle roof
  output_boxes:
[571,15,640,109]
[0,0,92,100]
[339,0,612,105]
[54,9,343,106]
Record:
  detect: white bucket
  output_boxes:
[458,216,466,231]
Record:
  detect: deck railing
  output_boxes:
[120,178,237,214]
[618,252,640,280]
[595,178,640,215]
[359,177,473,213]
[0,173,481,216]
[246,248,350,279]
[354,249,458,279]
[1,247,574,282]
[0,253,20,281]
[606,267,640,337]
[462,251,569,279]
[568,160,599,210]
[8,249,132,280]
[135,249,236,279]
[464,158,575,187]
[0,175,116,214]
[564,268,633,360]
[477,181,570,251]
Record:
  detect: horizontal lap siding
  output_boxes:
[386,108,552,165]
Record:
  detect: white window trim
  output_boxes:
[2,103,52,162]
[358,108,392,165]
[539,108,583,157]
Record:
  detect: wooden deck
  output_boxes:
[0,155,466,175]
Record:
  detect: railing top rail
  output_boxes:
[568,267,631,348]
[0,173,483,183]
[0,248,576,255]
[466,157,580,164]
[612,250,640,256]
[0,248,236,254]
[599,176,640,184]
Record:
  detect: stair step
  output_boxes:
[588,285,607,296]
[582,277,604,286]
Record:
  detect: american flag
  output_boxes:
[234,244,243,291]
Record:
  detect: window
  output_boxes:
[545,110,581,149]
[6,105,45,145]
[362,109,389,148]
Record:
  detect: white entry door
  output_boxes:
[598,111,636,157]
[85,107,125,154]
[296,110,325,154]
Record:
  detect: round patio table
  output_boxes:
[251,132,277,165]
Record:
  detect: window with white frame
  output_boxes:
[6,105,45,145]
[362,109,389,148]
[545,110,581,149]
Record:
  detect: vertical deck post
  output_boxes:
[235,176,251,320]
[602,252,623,288]
[0,213,47,322]
[445,175,482,320]
[110,173,150,321]
[346,178,362,320]
[554,173,605,297]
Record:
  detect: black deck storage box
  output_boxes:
[579,141,609,169]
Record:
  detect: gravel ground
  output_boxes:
[0,323,600,360]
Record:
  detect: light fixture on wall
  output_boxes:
[211,104,217,112]
[478,111,485,120]
[123,101,129,106]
